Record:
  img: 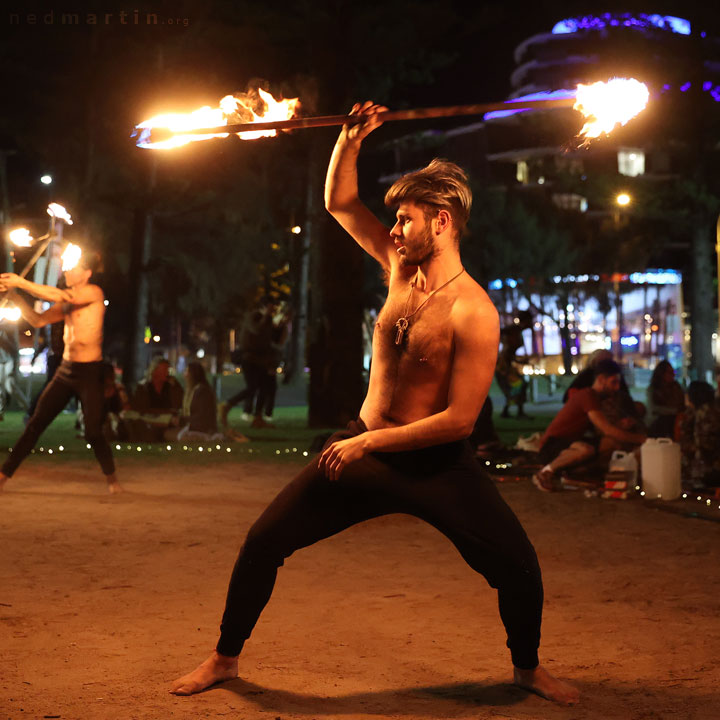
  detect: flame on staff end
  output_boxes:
[47,203,73,225]
[61,243,82,272]
[9,228,33,247]
[134,89,300,149]
[0,306,22,322]
[574,78,649,144]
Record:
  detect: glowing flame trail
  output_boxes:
[61,243,82,272]
[574,78,650,144]
[134,89,300,150]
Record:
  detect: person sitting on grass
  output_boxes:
[646,360,685,438]
[165,362,244,444]
[124,357,183,442]
[532,359,646,491]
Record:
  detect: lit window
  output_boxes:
[516,160,529,184]
[552,193,588,212]
[618,148,645,177]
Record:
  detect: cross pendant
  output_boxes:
[395,317,409,345]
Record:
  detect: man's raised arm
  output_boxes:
[0,273,70,304]
[0,273,102,306]
[324,102,395,269]
[5,291,64,329]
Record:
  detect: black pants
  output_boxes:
[217,420,543,669]
[2,360,115,477]
[227,361,267,416]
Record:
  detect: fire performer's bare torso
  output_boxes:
[362,266,479,430]
[59,289,105,363]
[0,270,105,363]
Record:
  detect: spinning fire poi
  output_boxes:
[165,80,649,705]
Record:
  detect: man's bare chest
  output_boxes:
[374,291,454,367]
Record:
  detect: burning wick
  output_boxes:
[134,89,301,150]
[0,306,22,322]
[9,228,34,247]
[47,203,73,225]
[574,77,650,144]
[61,243,82,272]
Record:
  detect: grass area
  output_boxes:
[0,397,556,475]
[0,405,337,469]
[0,371,578,470]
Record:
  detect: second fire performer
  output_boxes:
[0,253,121,494]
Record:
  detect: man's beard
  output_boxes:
[399,224,435,267]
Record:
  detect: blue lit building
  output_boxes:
[478,12,720,375]
[375,13,720,376]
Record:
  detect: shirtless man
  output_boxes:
[171,102,579,705]
[0,252,121,493]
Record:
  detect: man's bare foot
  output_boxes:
[513,665,580,705]
[0,473,7,492]
[170,651,238,695]
[106,474,123,494]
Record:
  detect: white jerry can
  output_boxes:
[640,438,682,500]
[608,450,638,485]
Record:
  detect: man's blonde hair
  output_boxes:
[384,159,472,239]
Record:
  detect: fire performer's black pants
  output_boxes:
[1,360,115,477]
[216,419,543,669]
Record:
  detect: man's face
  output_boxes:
[597,374,621,396]
[64,265,91,288]
[390,202,436,268]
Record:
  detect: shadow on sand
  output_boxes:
[217,678,528,716]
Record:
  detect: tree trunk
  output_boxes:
[286,152,313,386]
[690,218,715,380]
[123,158,156,390]
[307,140,365,427]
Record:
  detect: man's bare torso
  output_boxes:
[361,269,471,430]
[62,292,104,362]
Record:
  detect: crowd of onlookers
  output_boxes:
[530,350,720,493]
[36,295,293,446]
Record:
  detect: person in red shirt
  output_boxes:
[533,360,646,491]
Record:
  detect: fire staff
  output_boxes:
[171,102,579,705]
[0,252,121,494]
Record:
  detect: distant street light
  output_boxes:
[616,192,631,206]
[40,175,52,185]
[291,225,302,234]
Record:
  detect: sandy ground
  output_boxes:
[1,458,720,720]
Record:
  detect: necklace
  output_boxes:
[394,268,465,345]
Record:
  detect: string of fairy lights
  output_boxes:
[19,442,311,457]
[8,444,719,511]
[479,458,720,513]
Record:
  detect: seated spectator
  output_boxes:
[124,357,183,441]
[646,360,684,437]
[563,349,645,435]
[532,359,646,491]
[165,362,233,443]
[678,381,720,489]
[561,350,615,402]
